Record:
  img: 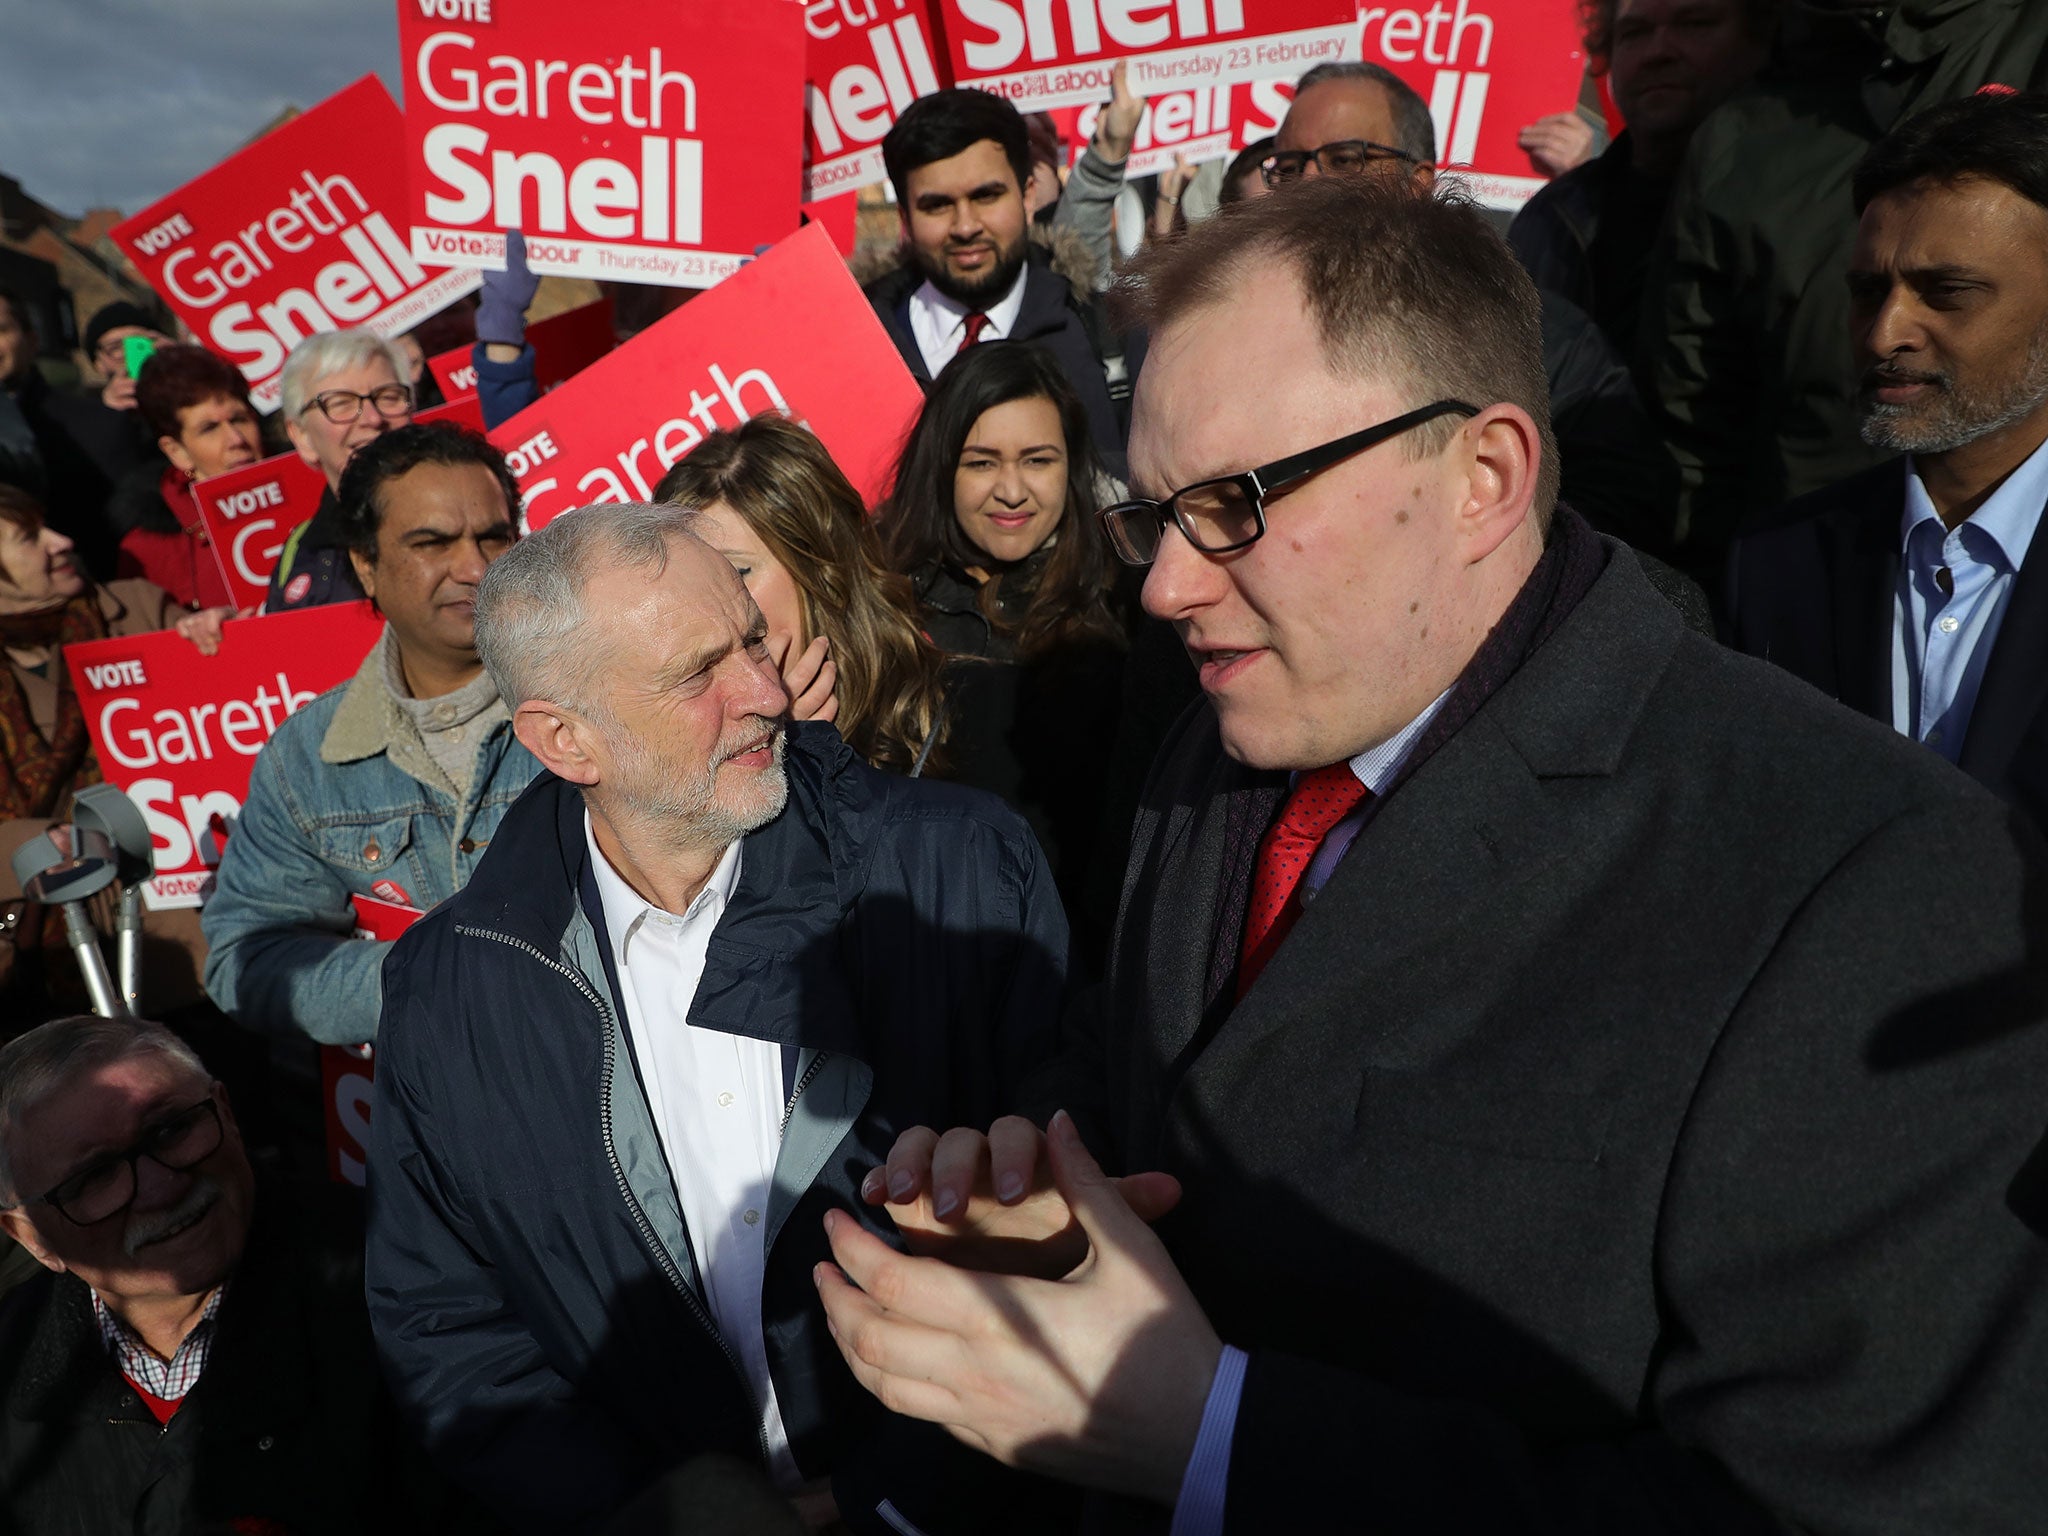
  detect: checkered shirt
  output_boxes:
[91,1284,225,1400]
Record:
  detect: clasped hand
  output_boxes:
[817,1111,1222,1506]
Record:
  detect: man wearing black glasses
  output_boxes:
[267,328,417,612]
[1262,61,1437,194]
[0,1014,463,1534]
[818,174,2048,1534]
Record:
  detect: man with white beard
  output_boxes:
[1730,89,2048,833]
[367,502,1077,1534]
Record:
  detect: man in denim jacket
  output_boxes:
[202,423,537,1046]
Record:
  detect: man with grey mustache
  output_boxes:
[0,1015,468,1534]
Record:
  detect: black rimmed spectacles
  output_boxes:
[1261,139,1417,186]
[11,1093,223,1226]
[303,384,413,425]
[1100,400,1480,566]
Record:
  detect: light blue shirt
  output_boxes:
[1891,434,2048,762]
[1168,686,1452,1536]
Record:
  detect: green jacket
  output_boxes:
[1642,0,2048,565]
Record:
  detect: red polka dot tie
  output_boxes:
[958,311,991,351]
[1238,763,1371,998]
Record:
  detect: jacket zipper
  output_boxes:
[778,1050,830,1139]
[454,923,771,1469]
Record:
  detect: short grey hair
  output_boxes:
[0,1016,207,1205]
[1293,61,1437,163]
[278,327,410,420]
[474,501,704,718]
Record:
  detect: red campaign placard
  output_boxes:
[1359,0,1585,210]
[321,891,422,1186]
[191,454,328,611]
[321,1043,377,1186]
[805,190,863,258]
[66,602,385,911]
[188,392,488,609]
[426,298,617,401]
[401,0,808,288]
[421,391,486,433]
[935,0,1356,112]
[111,76,480,414]
[1070,84,1246,177]
[805,0,945,202]
[490,222,924,526]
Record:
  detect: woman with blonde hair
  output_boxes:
[654,416,949,774]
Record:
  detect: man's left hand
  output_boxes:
[817,1110,1222,1507]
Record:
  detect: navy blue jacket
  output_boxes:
[365,723,1067,1532]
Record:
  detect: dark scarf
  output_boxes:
[0,594,109,818]
[1202,507,1611,1009]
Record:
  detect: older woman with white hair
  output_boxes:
[264,328,414,612]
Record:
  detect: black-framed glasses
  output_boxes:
[1100,400,1479,567]
[302,383,413,425]
[1260,139,1417,186]
[15,1093,223,1226]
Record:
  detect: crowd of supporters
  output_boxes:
[3,7,2048,1534]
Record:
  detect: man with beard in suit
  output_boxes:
[1730,90,2048,831]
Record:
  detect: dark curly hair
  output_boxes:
[334,421,521,561]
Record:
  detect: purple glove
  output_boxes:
[475,230,539,347]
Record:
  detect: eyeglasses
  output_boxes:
[1100,400,1480,566]
[1260,140,1418,186]
[302,384,413,425]
[14,1094,223,1226]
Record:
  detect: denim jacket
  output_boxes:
[201,634,540,1044]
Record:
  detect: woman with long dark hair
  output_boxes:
[654,416,950,774]
[877,341,1132,956]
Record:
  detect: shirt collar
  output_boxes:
[912,260,1028,342]
[1900,430,2048,570]
[1343,685,1455,796]
[91,1284,224,1376]
[583,808,743,968]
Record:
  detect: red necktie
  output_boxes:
[958,311,991,352]
[1237,763,1370,998]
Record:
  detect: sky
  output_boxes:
[0,0,404,217]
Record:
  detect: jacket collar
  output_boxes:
[319,630,403,767]
[319,629,506,797]
[453,722,877,1055]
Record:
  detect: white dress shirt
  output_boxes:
[584,812,799,1487]
[906,263,1028,379]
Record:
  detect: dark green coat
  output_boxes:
[1642,0,2048,567]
